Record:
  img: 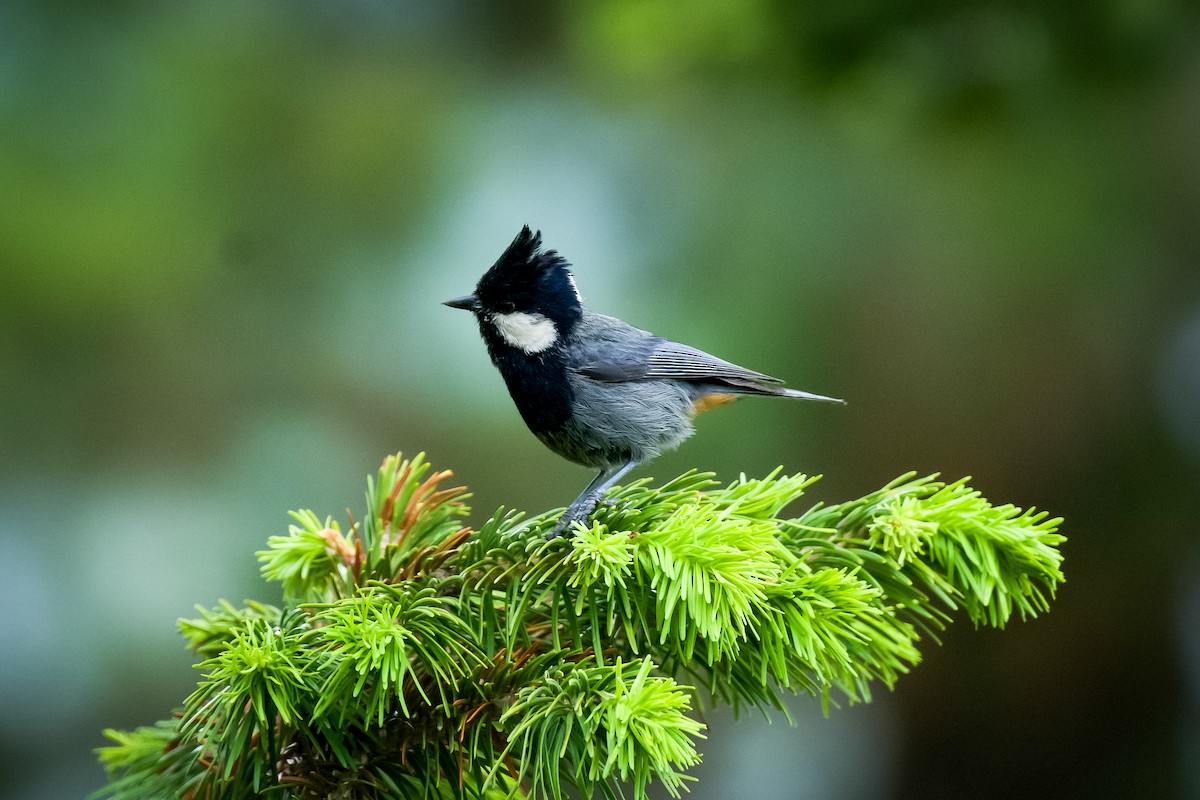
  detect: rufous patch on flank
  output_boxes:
[690,393,738,416]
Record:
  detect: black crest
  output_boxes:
[475,226,581,330]
[480,226,566,284]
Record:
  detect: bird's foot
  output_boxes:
[594,495,635,514]
[547,498,600,540]
[547,492,642,538]
[547,461,640,539]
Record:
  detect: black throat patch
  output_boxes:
[490,347,574,437]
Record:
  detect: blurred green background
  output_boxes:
[3,0,1200,797]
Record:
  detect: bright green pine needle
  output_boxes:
[258,510,351,601]
[177,598,282,657]
[494,658,703,799]
[307,584,484,725]
[98,452,1065,800]
[636,502,782,663]
[598,658,705,797]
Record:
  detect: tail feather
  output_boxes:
[718,378,846,404]
[778,387,846,404]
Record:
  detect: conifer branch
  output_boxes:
[97,453,1065,799]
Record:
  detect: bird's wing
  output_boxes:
[637,340,784,385]
[572,314,782,387]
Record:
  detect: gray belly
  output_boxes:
[537,377,697,469]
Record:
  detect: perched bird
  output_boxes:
[445,226,844,537]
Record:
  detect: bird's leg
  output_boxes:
[548,458,640,539]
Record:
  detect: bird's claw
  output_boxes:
[547,502,597,540]
[595,496,634,514]
[546,492,641,539]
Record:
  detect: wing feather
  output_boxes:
[638,341,784,384]
[572,314,782,388]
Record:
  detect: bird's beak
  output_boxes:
[443,294,480,311]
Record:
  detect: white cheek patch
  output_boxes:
[493,311,559,353]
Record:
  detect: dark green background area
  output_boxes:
[2,1,1199,798]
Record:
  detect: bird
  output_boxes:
[445,226,845,538]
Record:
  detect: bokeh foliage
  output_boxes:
[2,1,1198,798]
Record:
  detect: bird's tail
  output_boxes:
[777,387,846,404]
[718,378,846,404]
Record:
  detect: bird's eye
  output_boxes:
[498,301,517,314]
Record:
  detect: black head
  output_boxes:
[444,226,583,353]
[476,226,581,325]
